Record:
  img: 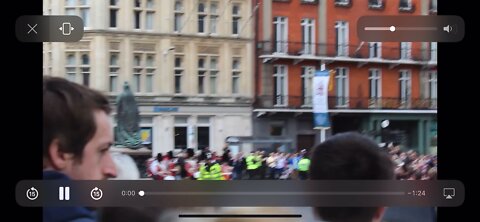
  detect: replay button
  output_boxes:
[16,15,84,42]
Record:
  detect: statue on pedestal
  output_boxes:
[115,82,142,149]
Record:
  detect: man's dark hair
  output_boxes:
[156,153,163,162]
[167,150,174,159]
[309,132,394,222]
[186,148,195,158]
[43,77,111,162]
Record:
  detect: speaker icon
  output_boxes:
[443,25,452,33]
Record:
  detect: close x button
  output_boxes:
[16,15,84,42]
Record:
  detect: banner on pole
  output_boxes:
[313,70,331,129]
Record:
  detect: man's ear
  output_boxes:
[372,207,387,222]
[48,139,73,170]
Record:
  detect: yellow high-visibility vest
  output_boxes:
[298,158,311,172]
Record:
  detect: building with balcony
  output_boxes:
[43,0,255,156]
[254,0,437,154]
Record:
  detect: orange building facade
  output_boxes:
[253,0,437,154]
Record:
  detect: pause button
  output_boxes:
[59,187,70,200]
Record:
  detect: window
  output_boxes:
[273,17,288,54]
[146,0,154,30]
[134,9,141,29]
[369,69,381,108]
[431,42,437,61]
[133,55,141,92]
[65,0,75,15]
[66,54,76,81]
[210,2,218,34]
[400,0,412,8]
[430,0,437,12]
[174,127,187,149]
[335,0,351,6]
[270,124,284,136]
[232,4,241,35]
[197,127,210,150]
[145,55,155,93]
[174,56,183,94]
[198,2,206,33]
[133,0,155,30]
[368,0,383,8]
[210,57,218,95]
[369,42,381,59]
[109,0,119,28]
[65,52,90,86]
[65,0,90,27]
[109,52,120,92]
[400,42,411,60]
[301,19,315,55]
[399,0,414,11]
[198,57,206,94]
[140,127,152,145]
[197,55,218,94]
[132,53,156,93]
[399,70,412,108]
[273,65,288,106]
[422,71,437,108]
[335,21,349,56]
[81,54,90,86]
[43,43,52,75]
[174,116,188,150]
[428,71,437,108]
[232,58,241,94]
[196,1,219,34]
[174,0,184,32]
[301,66,315,106]
[197,117,210,150]
[335,67,349,107]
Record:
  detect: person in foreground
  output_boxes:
[309,132,394,222]
[43,77,117,222]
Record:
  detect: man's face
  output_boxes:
[67,111,117,180]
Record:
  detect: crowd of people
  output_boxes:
[145,148,312,180]
[145,143,437,181]
[387,144,437,180]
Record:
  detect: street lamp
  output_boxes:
[380,119,390,144]
[381,120,390,129]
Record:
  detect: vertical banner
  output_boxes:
[313,70,331,129]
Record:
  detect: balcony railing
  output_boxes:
[260,41,434,62]
[255,95,437,110]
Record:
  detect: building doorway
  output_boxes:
[297,134,315,153]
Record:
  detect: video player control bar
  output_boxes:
[17,180,464,207]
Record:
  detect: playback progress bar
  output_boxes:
[141,191,405,196]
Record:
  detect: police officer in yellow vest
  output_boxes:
[297,154,311,180]
[198,152,224,180]
[255,151,264,178]
[245,151,258,179]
